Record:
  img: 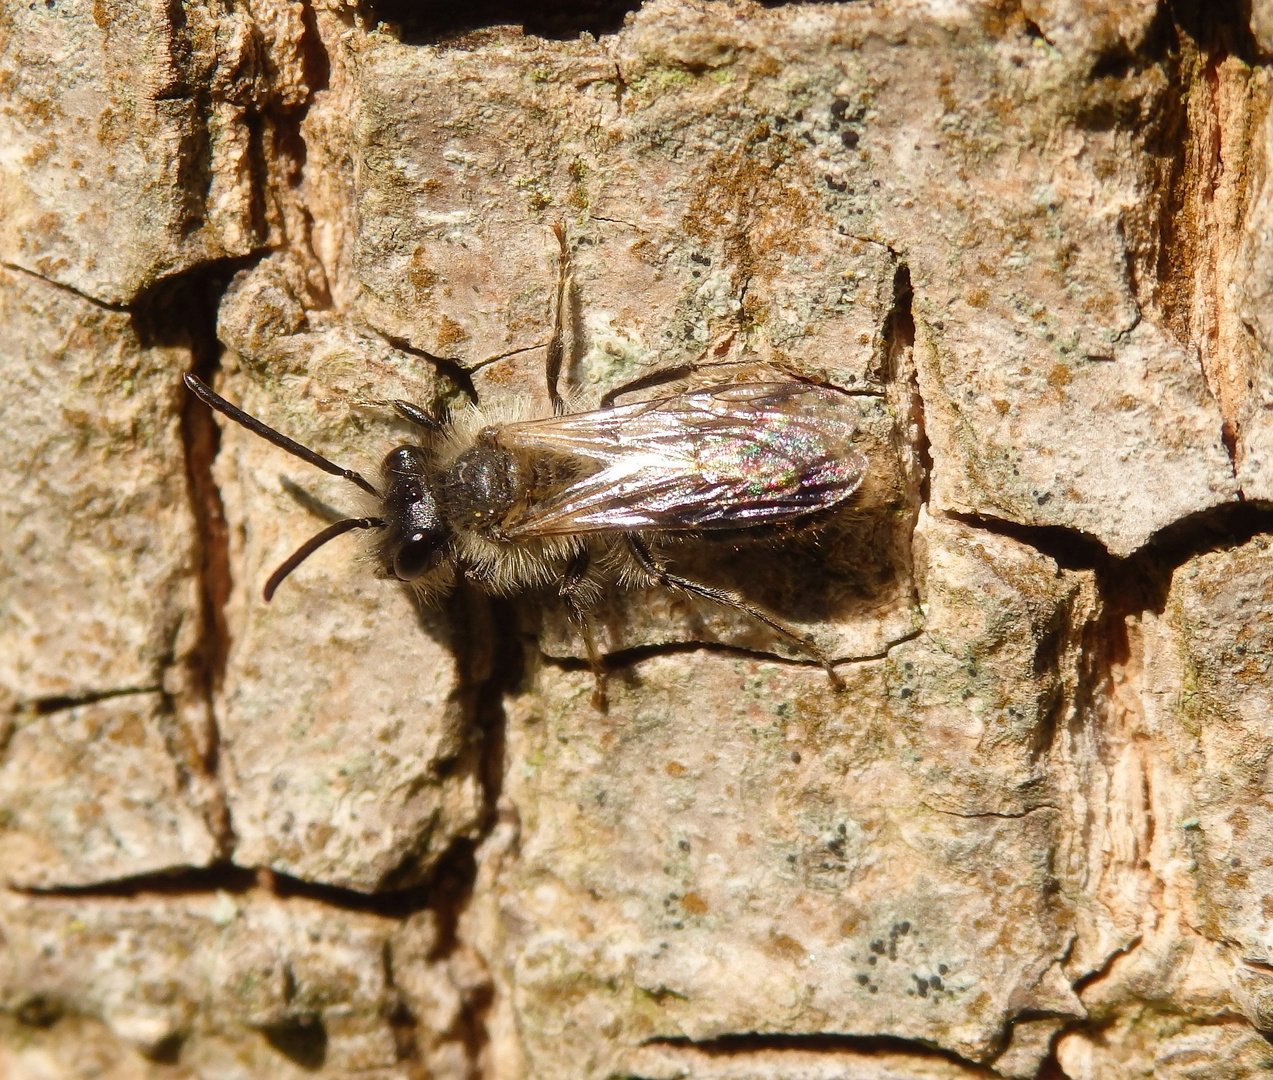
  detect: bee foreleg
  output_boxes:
[623,533,843,691]
[546,223,573,415]
[559,547,607,710]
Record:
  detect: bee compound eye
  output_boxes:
[392,531,442,581]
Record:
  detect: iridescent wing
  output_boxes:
[495,381,867,537]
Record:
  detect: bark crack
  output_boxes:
[8,860,451,918]
[1137,4,1266,476]
[0,261,131,313]
[367,0,644,45]
[590,213,645,230]
[927,804,1061,821]
[1072,936,1145,997]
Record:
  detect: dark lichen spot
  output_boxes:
[263,1015,327,1070]
[16,995,61,1028]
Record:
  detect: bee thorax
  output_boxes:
[441,441,519,531]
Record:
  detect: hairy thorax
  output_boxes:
[441,429,592,541]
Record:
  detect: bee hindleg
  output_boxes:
[624,534,843,691]
[545,223,573,414]
[559,548,607,710]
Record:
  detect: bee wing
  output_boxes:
[496,382,867,537]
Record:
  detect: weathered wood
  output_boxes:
[2,1,1272,1077]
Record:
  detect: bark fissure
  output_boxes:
[133,262,253,865]
[589,213,644,230]
[174,286,235,706]
[8,859,479,920]
[1141,2,1267,474]
[1071,935,1145,996]
[414,593,521,1075]
[368,0,645,45]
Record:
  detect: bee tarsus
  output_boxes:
[558,547,606,710]
[623,532,843,690]
[545,222,572,415]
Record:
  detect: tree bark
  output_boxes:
[2,1,1272,1077]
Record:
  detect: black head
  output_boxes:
[185,374,452,596]
[380,445,449,581]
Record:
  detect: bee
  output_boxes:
[184,231,867,704]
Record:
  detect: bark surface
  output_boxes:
[2,1,1273,1077]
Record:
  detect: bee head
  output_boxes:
[380,445,449,581]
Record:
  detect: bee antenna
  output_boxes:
[183,373,381,498]
[264,517,386,601]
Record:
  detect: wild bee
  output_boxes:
[184,230,867,703]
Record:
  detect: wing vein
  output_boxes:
[497,382,867,537]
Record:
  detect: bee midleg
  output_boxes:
[392,400,441,431]
[559,547,607,710]
[545,223,572,414]
[623,533,844,690]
